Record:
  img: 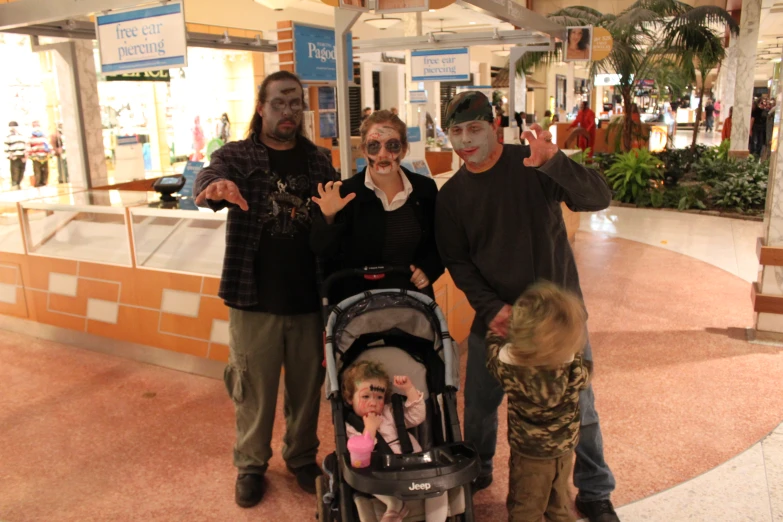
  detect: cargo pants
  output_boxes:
[224,309,325,474]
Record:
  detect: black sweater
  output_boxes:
[311,167,444,302]
[435,145,612,335]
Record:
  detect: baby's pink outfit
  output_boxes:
[346,391,426,453]
[346,391,449,521]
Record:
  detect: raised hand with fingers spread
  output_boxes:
[194,179,249,211]
[312,181,356,224]
[522,123,559,168]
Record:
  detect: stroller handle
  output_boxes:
[320,265,412,308]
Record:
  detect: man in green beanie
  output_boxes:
[435,91,619,522]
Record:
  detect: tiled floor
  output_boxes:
[581,207,762,283]
[672,128,724,149]
[580,207,783,522]
[0,207,779,522]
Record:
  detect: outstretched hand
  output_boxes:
[312,181,356,222]
[195,179,249,211]
[522,123,559,168]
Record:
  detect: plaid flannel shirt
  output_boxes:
[194,132,339,309]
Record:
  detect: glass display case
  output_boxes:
[130,200,227,276]
[19,190,159,266]
[0,186,81,254]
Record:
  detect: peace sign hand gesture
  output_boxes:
[522,123,559,168]
[312,181,356,223]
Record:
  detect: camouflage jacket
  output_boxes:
[486,332,590,459]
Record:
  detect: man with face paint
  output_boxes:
[194,71,338,508]
[311,110,443,302]
[435,92,619,522]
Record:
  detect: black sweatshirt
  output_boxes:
[434,145,611,336]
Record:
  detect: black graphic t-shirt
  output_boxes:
[252,144,320,315]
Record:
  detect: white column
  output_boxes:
[360,62,374,111]
[566,62,576,115]
[402,12,422,126]
[755,46,783,335]
[730,0,762,153]
[718,37,738,123]
[52,40,107,189]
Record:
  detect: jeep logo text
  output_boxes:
[409,482,432,491]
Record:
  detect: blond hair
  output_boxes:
[342,360,393,404]
[507,281,587,367]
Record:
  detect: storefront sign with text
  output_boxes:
[293,23,354,83]
[411,48,470,82]
[96,2,187,74]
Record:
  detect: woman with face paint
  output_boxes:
[311,110,444,302]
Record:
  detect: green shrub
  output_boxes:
[712,160,768,212]
[604,149,664,204]
[646,184,708,211]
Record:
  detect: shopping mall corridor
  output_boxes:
[0,207,781,522]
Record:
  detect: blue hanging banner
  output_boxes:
[179,161,204,198]
[407,127,422,143]
[293,23,354,83]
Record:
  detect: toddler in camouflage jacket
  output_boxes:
[486,281,591,522]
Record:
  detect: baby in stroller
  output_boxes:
[343,360,449,522]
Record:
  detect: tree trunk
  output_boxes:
[691,84,705,150]
[622,87,633,151]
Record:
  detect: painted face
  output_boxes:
[363,124,405,176]
[260,79,304,142]
[349,378,387,417]
[448,120,497,166]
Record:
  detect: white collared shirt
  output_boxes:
[364,169,413,212]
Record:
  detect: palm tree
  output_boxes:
[663,19,737,148]
[517,0,737,151]
[653,60,688,109]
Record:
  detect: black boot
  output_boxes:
[575,496,620,522]
[235,473,265,508]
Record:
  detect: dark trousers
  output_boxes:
[32,160,48,187]
[56,155,68,183]
[751,126,766,156]
[705,115,714,132]
[9,158,25,188]
[464,332,616,502]
[225,309,325,474]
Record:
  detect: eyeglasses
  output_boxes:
[365,139,402,155]
[268,99,304,112]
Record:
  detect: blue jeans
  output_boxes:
[464,332,616,502]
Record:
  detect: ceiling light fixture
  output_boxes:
[469,21,476,25]
[493,46,510,56]
[428,8,435,11]
[430,18,455,36]
[253,0,298,11]
[365,14,402,30]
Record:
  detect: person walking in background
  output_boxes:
[721,106,733,145]
[218,113,231,144]
[5,121,26,189]
[569,102,596,156]
[51,124,68,184]
[191,116,205,161]
[435,91,619,522]
[26,121,50,187]
[543,110,553,131]
[704,99,715,133]
[194,70,337,508]
[750,100,766,156]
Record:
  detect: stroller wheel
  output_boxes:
[316,475,329,521]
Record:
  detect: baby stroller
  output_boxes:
[316,266,480,522]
